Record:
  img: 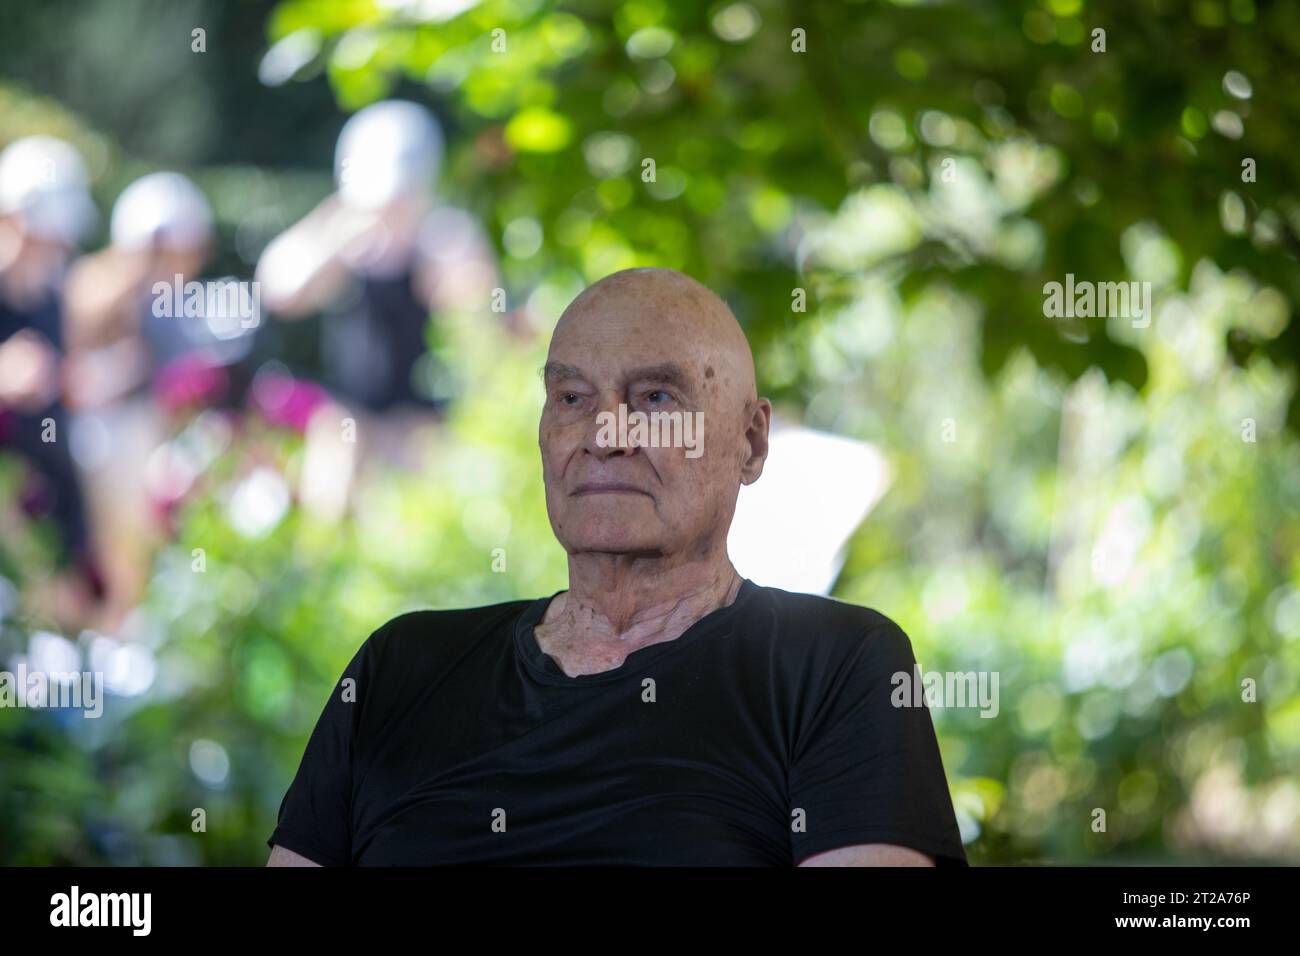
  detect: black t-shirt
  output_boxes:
[268,580,968,866]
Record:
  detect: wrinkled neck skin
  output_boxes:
[540,543,743,655]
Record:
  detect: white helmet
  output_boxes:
[0,135,97,245]
[334,99,444,210]
[110,171,213,251]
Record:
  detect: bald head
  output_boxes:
[539,267,771,561]
[551,267,757,410]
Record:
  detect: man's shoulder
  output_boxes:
[363,597,536,658]
[746,582,906,634]
[742,582,916,660]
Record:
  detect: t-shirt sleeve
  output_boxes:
[266,634,378,866]
[788,613,968,866]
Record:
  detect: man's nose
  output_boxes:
[583,392,635,459]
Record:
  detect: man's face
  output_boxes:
[539,279,752,559]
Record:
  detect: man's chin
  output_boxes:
[558,524,666,556]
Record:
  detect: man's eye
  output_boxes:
[644,390,671,404]
[559,392,582,406]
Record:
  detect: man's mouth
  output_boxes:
[570,481,651,497]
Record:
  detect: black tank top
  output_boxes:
[320,264,443,413]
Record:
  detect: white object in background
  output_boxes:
[110,171,213,250]
[0,135,97,246]
[727,419,891,596]
[334,99,444,210]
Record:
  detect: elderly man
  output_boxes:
[267,267,966,867]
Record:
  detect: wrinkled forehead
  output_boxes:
[548,283,720,374]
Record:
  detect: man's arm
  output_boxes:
[787,615,968,867]
[254,195,376,318]
[797,843,935,867]
[264,628,391,867]
[267,845,322,867]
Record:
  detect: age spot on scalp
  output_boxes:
[705,365,715,379]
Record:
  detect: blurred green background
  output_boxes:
[1,0,1299,864]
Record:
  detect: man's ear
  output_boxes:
[739,398,772,485]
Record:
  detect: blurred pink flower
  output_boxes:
[153,353,229,412]
[250,371,330,433]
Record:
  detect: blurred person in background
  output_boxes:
[0,135,102,627]
[62,170,249,634]
[255,99,496,520]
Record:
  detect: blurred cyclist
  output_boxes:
[0,135,101,626]
[63,171,250,632]
[255,99,496,519]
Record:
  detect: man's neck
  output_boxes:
[534,553,743,676]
